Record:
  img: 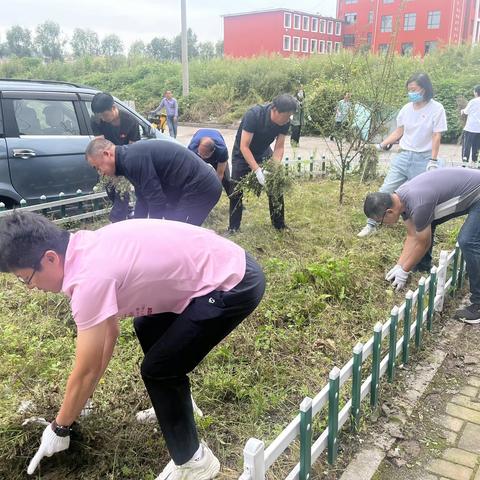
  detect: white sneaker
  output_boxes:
[156,443,220,480]
[357,224,377,238]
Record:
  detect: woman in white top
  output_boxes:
[358,72,448,245]
[461,85,480,165]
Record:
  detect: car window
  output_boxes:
[85,100,151,139]
[13,99,81,136]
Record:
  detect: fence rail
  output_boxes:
[239,246,464,480]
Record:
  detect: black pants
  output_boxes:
[291,125,301,144]
[106,184,130,223]
[133,253,266,465]
[229,160,285,230]
[462,130,480,163]
[220,162,233,196]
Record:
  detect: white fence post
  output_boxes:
[239,438,265,480]
[435,249,449,312]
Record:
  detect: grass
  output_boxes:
[0,175,462,479]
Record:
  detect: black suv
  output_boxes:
[0,79,164,207]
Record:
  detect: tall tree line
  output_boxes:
[0,21,223,61]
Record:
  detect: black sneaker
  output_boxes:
[454,303,480,324]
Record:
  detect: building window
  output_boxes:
[327,21,334,34]
[344,34,355,47]
[345,13,357,24]
[326,40,333,53]
[319,40,325,53]
[302,38,309,52]
[367,32,372,45]
[427,11,441,29]
[381,15,392,32]
[404,13,416,31]
[283,36,291,51]
[368,11,374,24]
[294,14,301,29]
[378,44,389,54]
[401,42,413,55]
[335,42,341,52]
[345,0,357,3]
[424,40,437,54]
[310,38,318,53]
[319,19,326,33]
[302,16,310,31]
[311,17,318,32]
[335,22,342,35]
[284,12,292,28]
[293,36,300,52]
[383,0,394,3]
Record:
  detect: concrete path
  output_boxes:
[175,125,466,173]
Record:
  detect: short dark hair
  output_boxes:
[0,211,70,272]
[406,73,434,101]
[272,94,298,113]
[85,137,115,158]
[474,85,480,96]
[91,92,115,114]
[363,192,394,219]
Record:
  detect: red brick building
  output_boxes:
[337,0,480,56]
[223,9,343,58]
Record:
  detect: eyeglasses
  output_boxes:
[18,252,46,286]
[378,210,388,227]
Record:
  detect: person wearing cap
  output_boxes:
[0,211,265,479]
[85,137,222,226]
[187,129,232,195]
[90,92,141,223]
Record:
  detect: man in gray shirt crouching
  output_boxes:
[363,168,480,323]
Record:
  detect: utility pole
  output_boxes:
[181,0,189,96]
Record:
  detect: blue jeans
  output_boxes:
[458,200,480,304]
[167,115,177,138]
[367,150,434,228]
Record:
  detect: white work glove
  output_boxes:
[255,168,266,186]
[385,265,409,292]
[375,143,385,151]
[27,423,70,475]
[426,159,438,171]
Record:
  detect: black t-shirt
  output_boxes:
[91,110,141,145]
[232,103,290,164]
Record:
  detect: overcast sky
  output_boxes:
[0,0,338,49]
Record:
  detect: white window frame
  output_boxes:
[293,14,301,29]
[327,40,333,53]
[427,11,441,29]
[335,22,342,35]
[311,17,318,32]
[368,11,374,24]
[283,35,291,51]
[310,38,318,53]
[293,36,300,52]
[301,38,309,52]
[327,21,334,34]
[335,42,341,52]
[381,15,392,32]
[302,16,310,31]
[319,19,326,33]
[284,12,292,29]
[344,34,355,47]
[345,13,357,24]
[319,40,325,53]
[345,0,357,3]
[404,13,416,31]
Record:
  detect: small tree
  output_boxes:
[101,34,124,57]
[35,21,65,61]
[71,28,100,57]
[6,26,34,57]
[147,37,173,61]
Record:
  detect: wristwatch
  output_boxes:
[51,419,72,437]
[430,158,438,161]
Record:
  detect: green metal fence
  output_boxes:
[239,247,464,480]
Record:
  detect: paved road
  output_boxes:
[175,125,466,174]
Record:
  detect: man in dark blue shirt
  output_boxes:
[91,92,141,223]
[188,129,232,195]
[85,138,222,226]
[229,94,298,232]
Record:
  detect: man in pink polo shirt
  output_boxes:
[0,212,265,479]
